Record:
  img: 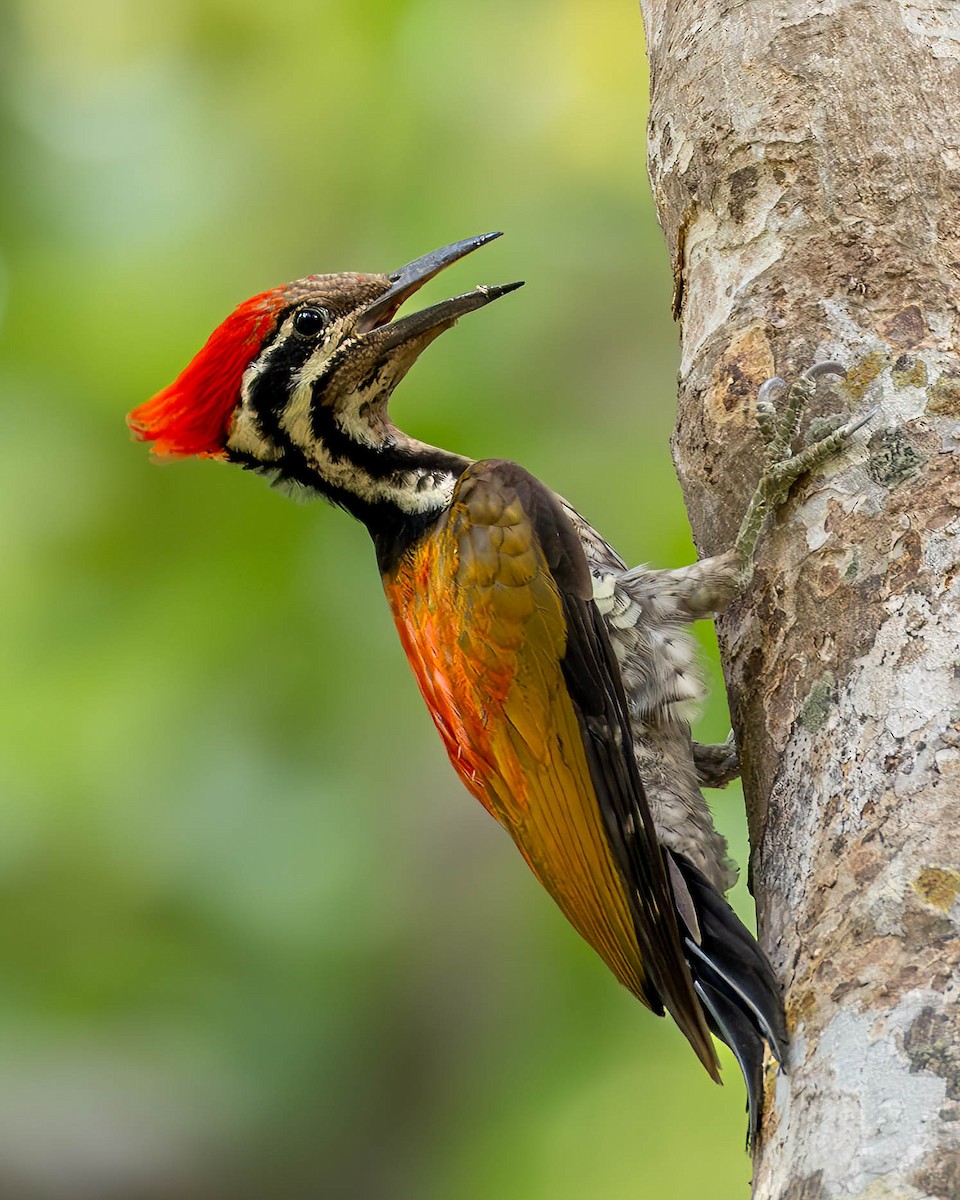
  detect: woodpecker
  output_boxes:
[129,232,872,1142]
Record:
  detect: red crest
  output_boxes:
[127,288,287,458]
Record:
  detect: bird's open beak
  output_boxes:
[356,232,523,347]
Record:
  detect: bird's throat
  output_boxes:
[233,429,470,572]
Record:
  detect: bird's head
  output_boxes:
[127,234,520,509]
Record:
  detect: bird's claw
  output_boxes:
[693,732,740,789]
[755,361,847,466]
[734,360,875,569]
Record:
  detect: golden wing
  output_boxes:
[383,459,719,1077]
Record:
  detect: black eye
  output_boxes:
[293,306,329,338]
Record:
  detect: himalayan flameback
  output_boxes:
[128,233,873,1141]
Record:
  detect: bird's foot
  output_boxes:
[693,732,740,789]
[733,361,876,571]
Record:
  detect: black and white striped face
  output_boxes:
[221,272,467,516]
[222,236,522,519]
[225,271,396,466]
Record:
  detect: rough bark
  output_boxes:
[637,2,960,1197]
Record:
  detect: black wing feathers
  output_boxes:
[470,460,720,1076]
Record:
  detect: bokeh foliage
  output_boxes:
[0,1,755,1196]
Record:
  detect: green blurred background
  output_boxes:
[0,1,756,1196]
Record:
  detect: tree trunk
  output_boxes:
[637,2,960,1196]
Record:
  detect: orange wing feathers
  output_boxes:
[383,462,680,1020]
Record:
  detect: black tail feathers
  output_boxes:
[667,851,788,1147]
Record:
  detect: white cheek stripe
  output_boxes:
[294,316,353,390]
[229,320,460,517]
[280,375,315,448]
